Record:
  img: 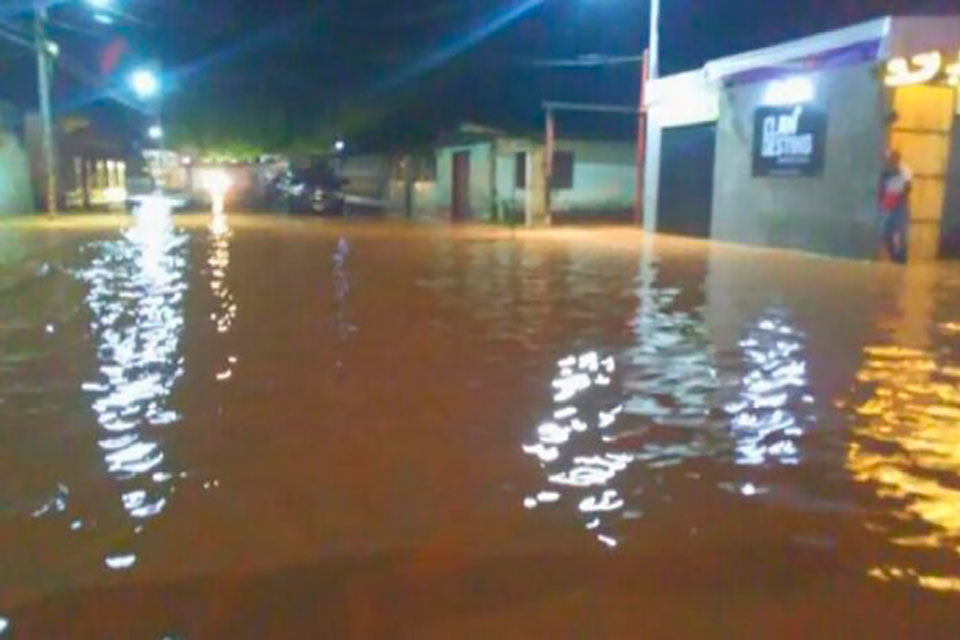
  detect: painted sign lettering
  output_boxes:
[753,106,827,178]
[885,49,960,87]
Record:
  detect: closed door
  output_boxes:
[658,124,716,238]
[452,151,471,221]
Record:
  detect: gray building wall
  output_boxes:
[712,63,887,259]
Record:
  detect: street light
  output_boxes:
[130,69,160,99]
[85,0,113,8]
[334,139,346,153]
[148,124,164,140]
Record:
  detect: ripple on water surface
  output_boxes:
[3,218,960,635]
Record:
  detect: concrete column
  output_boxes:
[889,84,956,262]
[642,109,663,233]
[527,148,550,227]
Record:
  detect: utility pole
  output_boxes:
[635,50,649,226]
[637,0,660,226]
[649,0,660,81]
[544,105,555,226]
[33,3,58,216]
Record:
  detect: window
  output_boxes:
[551,151,574,189]
[515,152,527,189]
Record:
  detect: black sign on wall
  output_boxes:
[752,106,827,177]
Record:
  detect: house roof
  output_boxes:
[646,14,960,123]
[433,120,637,149]
[702,15,960,84]
[703,18,890,83]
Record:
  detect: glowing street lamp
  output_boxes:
[334,139,346,153]
[85,0,115,25]
[130,69,160,99]
[148,124,164,140]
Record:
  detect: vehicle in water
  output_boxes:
[269,161,348,215]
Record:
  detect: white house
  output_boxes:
[417,124,637,225]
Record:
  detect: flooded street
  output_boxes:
[3,211,960,637]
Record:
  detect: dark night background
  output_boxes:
[0,0,955,154]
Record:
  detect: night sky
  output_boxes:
[0,0,955,151]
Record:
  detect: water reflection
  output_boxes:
[78,198,188,566]
[726,311,814,468]
[847,343,960,590]
[843,267,960,592]
[522,250,725,548]
[522,243,826,547]
[522,349,630,547]
[208,211,238,381]
[332,237,353,341]
[623,272,722,432]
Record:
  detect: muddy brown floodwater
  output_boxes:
[2,211,960,638]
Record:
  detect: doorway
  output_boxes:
[452,151,471,221]
[657,123,716,238]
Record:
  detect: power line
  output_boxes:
[0,17,146,114]
[524,53,645,68]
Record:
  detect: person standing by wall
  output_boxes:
[878,149,912,264]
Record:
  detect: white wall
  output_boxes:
[496,140,637,219]
[494,138,536,223]
[0,131,35,216]
[551,141,636,214]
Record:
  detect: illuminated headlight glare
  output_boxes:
[201,169,232,196]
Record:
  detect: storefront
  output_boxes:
[644,16,960,262]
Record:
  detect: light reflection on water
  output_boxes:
[847,342,960,591]
[8,221,960,633]
[727,311,814,469]
[523,254,819,548]
[332,237,354,340]
[522,349,629,547]
[208,211,238,381]
[77,200,188,566]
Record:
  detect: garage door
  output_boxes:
[657,124,716,238]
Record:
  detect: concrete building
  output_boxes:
[24,114,128,211]
[644,16,960,262]
[411,124,636,225]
